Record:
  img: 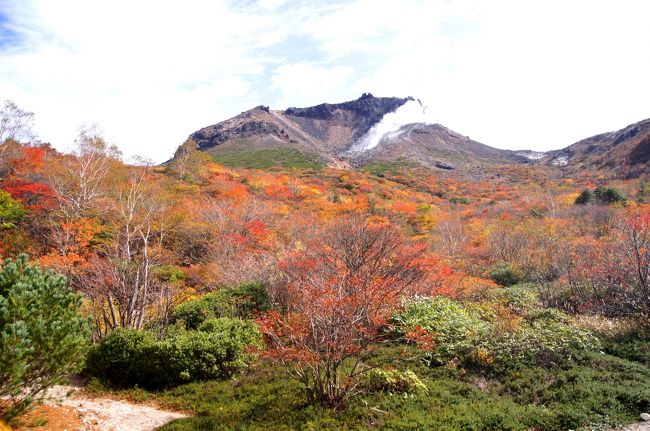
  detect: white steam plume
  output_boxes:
[351,99,431,152]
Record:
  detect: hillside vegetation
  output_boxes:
[1,102,650,430]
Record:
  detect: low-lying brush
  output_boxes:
[112,345,650,431]
[212,148,323,170]
[393,295,600,370]
[363,368,428,397]
[170,282,269,329]
[86,318,261,389]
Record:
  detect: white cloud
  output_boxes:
[347,0,650,151]
[1,0,649,161]
[270,63,355,107]
[0,0,288,161]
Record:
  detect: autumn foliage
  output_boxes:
[2,100,650,416]
[257,216,430,406]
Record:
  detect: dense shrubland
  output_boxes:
[2,101,650,428]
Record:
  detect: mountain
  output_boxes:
[540,118,650,178]
[185,94,529,172]
[189,94,410,166]
[182,94,650,178]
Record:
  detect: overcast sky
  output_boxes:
[1,0,649,163]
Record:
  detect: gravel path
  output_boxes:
[43,385,187,431]
[619,424,650,430]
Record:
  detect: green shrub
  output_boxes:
[489,263,523,286]
[86,318,262,389]
[575,189,594,205]
[487,310,600,369]
[449,197,471,204]
[170,282,269,329]
[0,255,91,420]
[363,368,428,397]
[109,344,650,431]
[361,160,418,176]
[222,282,270,316]
[84,328,158,387]
[393,297,490,364]
[503,283,540,314]
[154,265,185,285]
[575,187,626,205]
[594,186,626,205]
[212,148,323,170]
[169,298,216,330]
[149,326,261,388]
[496,351,650,430]
[154,359,544,431]
[0,191,25,229]
[394,297,599,371]
[602,336,650,367]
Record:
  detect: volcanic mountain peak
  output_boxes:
[183,94,534,173]
[188,94,414,158]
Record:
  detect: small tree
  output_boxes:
[594,186,626,205]
[0,100,35,145]
[598,207,650,317]
[0,255,91,421]
[0,191,25,229]
[575,189,594,205]
[637,180,648,203]
[257,216,430,408]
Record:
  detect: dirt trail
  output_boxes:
[619,423,650,431]
[33,385,187,431]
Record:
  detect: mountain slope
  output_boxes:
[541,118,650,178]
[349,123,528,170]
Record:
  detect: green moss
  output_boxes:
[212,148,323,170]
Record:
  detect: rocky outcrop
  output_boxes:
[191,120,281,150]
[284,93,412,140]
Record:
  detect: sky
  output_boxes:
[1,0,649,163]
